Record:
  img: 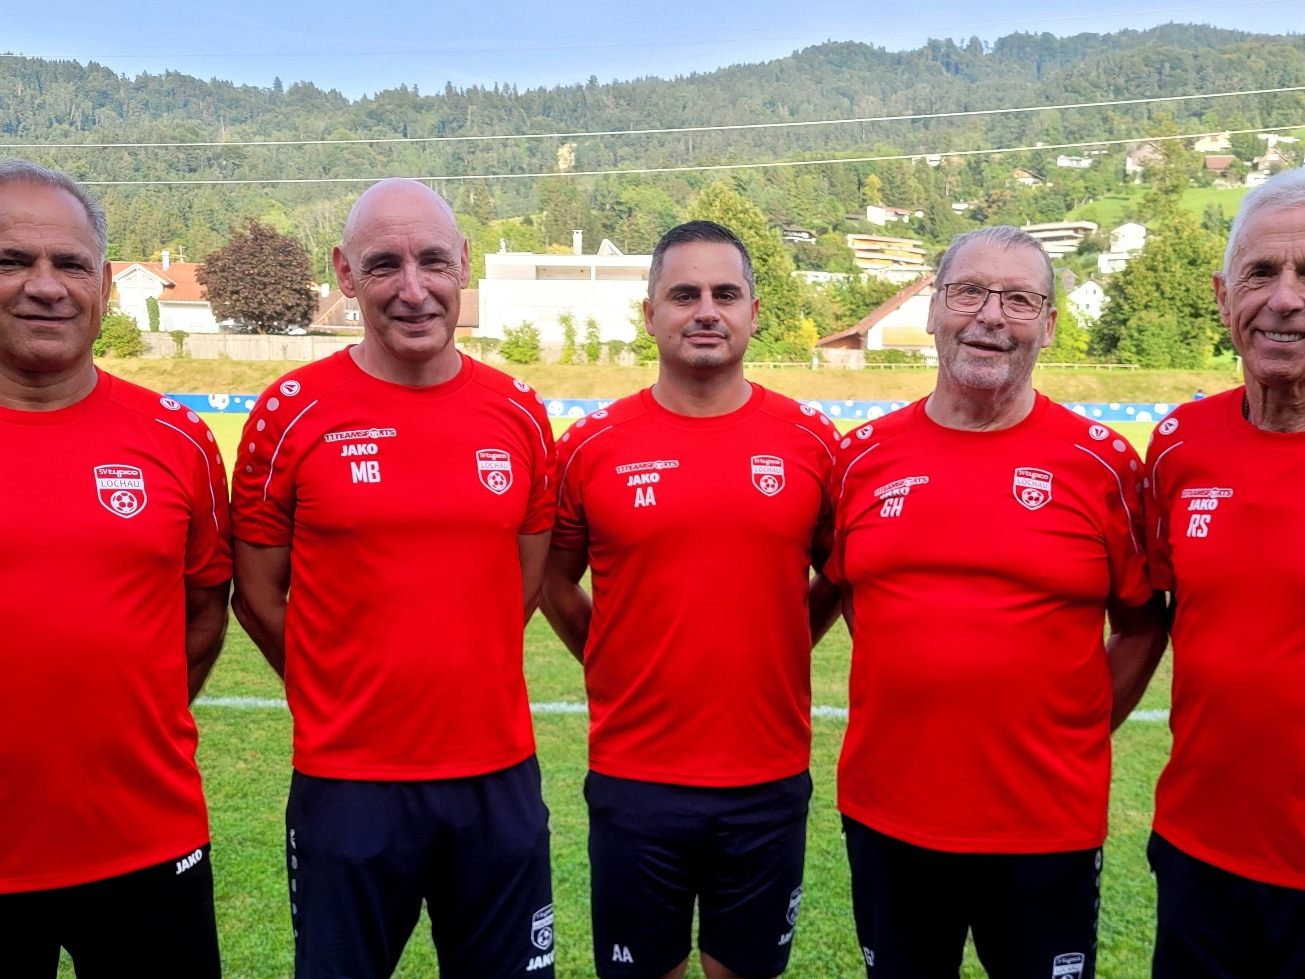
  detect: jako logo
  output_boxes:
[175,849,204,875]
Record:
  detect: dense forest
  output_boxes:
[2,23,1303,279]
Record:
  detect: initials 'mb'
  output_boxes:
[351,460,381,484]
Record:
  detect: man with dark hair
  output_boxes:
[232,178,557,979]
[828,225,1166,978]
[1144,167,1305,978]
[542,220,840,979]
[0,160,231,978]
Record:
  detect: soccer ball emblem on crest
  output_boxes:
[93,464,148,519]
[476,449,514,495]
[750,455,786,497]
[1012,467,1053,511]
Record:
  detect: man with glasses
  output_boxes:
[826,226,1166,979]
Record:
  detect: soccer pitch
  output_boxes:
[62,415,1169,978]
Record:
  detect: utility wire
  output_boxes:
[77,124,1304,186]
[8,85,1305,150]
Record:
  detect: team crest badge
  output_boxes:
[94,464,147,518]
[751,455,785,496]
[530,904,554,951]
[476,449,513,495]
[1013,467,1053,511]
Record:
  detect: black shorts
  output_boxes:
[286,755,554,979]
[1149,831,1305,979]
[0,843,220,979]
[585,769,811,979]
[844,817,1100,979]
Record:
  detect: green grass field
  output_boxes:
[60,414,1170,978]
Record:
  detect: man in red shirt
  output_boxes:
[1143,168,1305,977]
[827,226,1166,979]
[542,221,840,979]
[232,179,556,979]
[0,161,231,978]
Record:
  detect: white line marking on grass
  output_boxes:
[194,697,1170,724]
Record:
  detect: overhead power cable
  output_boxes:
[7,85,1304,150]
[75,124,1305,186]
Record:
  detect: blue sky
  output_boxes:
[7,0,1305,98]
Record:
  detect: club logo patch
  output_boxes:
[1052,952,1085,978]
[530,904,554,951]
[476,449,513,495]
[94,464,147,518]
[1013,467,1053,511]
[751,455,785,496]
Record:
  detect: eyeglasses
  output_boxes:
[941,282,1048,320]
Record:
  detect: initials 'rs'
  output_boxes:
[1186,514,1210,537]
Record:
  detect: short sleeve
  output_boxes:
[1101,436,1153,608]
[230,382,306,546]
[180,414,232,587]
[1142,429,1177,592]
[513,387,557,535]
[550,418,590,551]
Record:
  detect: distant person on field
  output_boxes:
[542,220,841,979]
[1192,388,1205,400]
[1143,167,1305,978]
[230,178,557,979]
[826,225,1167,979]
[0,160,232,978]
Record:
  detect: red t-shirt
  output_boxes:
[231,350,554,780]
[0,372,231,893]
[1145,388,1305,888]
[552,384,838,787]
[828,394,1151,853]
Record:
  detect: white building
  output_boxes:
[1193,132,1232,153]
[1056,155,1093,169]
[1068,280,1106,322]
[845,233,931,284]
[477,237,649,344]
[1110,222,1147,254]
[1020,221,1098,258]
[864,204,919,226]
[111,253,222,333]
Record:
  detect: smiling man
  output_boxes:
[1143,168,1305,978]
[231,179,557,979]
[0,160,231,978]
[826,226,1166,979]
[542,221,841,979]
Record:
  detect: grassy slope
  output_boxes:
[98,357,1240,405]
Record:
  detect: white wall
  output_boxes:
[477,279,648,343]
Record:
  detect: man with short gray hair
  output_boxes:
[1143,166,1305,978]
[827,225,1166,978]
[0,160,231,978]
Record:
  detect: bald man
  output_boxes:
[232,179,558,979]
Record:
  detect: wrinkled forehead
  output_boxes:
[343,181,461,253]
[0,181,100,255]
[1227,203,1305,271]
[944,241,1049,291]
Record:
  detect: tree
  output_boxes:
[145,295,160,332]
[559,311,577,364]
[1045,292,1089,363]
[501,321,541,364]
[584,316,602,364]
[198,220,318,334]
[689,182,807,360]
[1092,212,1223,367]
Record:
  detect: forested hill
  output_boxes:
[3,23,1304,266]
